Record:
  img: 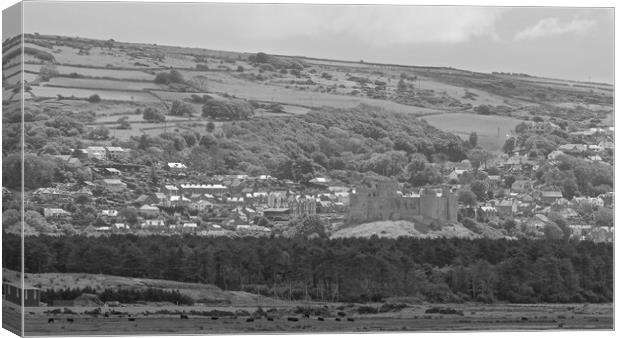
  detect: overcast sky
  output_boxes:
[10,2,615,83]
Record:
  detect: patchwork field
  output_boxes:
[42,77,164,91]
[29,86,160,102]
[423,113,522,151]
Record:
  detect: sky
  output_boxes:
[5,1,614,83]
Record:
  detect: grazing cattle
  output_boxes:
[246,318,254,322]
[128,318,136,322]
[347,318,355,322]
[67,318,74,323]
[211,317,219,320]
[337,312,346,317]
[180,314,189,320]
[303,314,310,318]
[317,317,324,321]
[521,317,529,321]
[267,317,274,321]
[47,318,54,324]
[104,313,109,318]
[287,317,299,322]
[335,318,342,322]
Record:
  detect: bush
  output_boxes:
[425,307,464,316]
[357,306,379,314]
[202,97,253,120]
[169,100,196,117]
[142,107,166,122]
[88,94,101,103]
[154,70,184,84]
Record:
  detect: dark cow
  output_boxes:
[211,317,219,320]
[267,317,274,321]
[180,314,189,320]
[335,317,342,321]
[287,317,299,322]
[128,318,136,322]
[67,318,74,323]
[246,318,254,322]
[347,318,355,322]
[337,311,346,317]
[47,318,54,324]
[317,317,324,321]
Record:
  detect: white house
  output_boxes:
[139,205,160,217]
[85,146,106,160]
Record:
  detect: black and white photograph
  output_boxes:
[1,1,615,336]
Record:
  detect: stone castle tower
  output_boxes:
[347,179,457,224]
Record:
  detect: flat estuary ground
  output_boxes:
[3,302,612,335]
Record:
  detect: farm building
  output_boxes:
[43,207,71,219]
[100,179,127,192]
[106,146,128,160]
[2,282,41,307]
[85,146,107,160]
[540,191,563,205]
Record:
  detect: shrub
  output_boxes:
[88,94,101,103]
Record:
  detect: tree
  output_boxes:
[190,75,208,91]
[169,100,196,117]
[2,209,20,230]
[504,175,516,189]
[143,107,166,122]
[88,126,109,140]
[154,70,185,85]
[594,208,613,227]
[199,134,217,148]
[88,94,101,103]
[544,223,563,240]
[470,180,489,201]
[206,121,215,132]
[117,116,131,129]
[475,105,491,115]
[118,208,139,225]
[468,148,492,170]
[469,132,478,148]
[25,210,56,233]
[3,154,57,189]
[458,190,477,206]
[406,154,441,187]
[202,98,253,120]
[502,137,516,154]
[515,122,529,134]
[397,78,408,92]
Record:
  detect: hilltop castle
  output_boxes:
[347,180,457,224]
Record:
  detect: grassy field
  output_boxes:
[29,86,160,102]
[44,77,164,91]
[423,112,522,151]
[23,63,156,81]
[10,301,612,335]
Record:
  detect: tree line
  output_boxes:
[40,286,194,305]
[4,234,612,304]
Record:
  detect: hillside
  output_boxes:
[2,34,612,154]
[2,269,268,305]
[330,220,507,240]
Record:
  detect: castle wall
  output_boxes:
[348,181,457,224]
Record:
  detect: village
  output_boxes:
[7,120,612,243]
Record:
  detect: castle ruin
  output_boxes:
[347,180,457,224]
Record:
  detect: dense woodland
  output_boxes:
[3,104,468,190]
[4,234,612,304]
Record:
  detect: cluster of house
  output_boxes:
[24,152,354,236]
[18,123,614,242]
